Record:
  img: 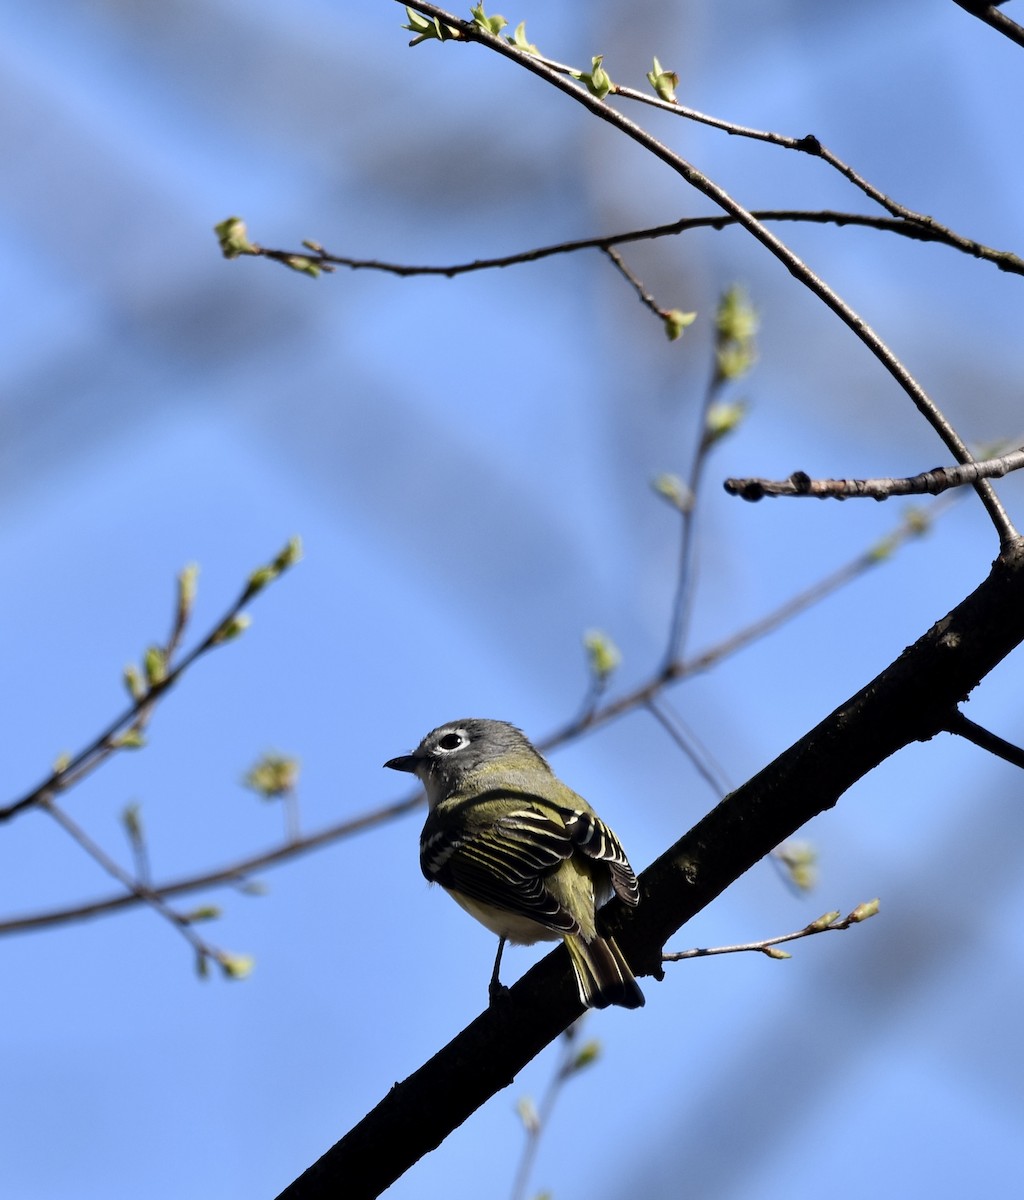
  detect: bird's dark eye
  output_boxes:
[437,732,465,752]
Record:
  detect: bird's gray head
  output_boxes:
[384,718,548,806]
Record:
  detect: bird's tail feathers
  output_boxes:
[566,932,645,1010]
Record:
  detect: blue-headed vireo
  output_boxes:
[385,718,644,1010]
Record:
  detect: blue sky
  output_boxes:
[2,2,1023,1198]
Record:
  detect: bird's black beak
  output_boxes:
[384,753,419,773]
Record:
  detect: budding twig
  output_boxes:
[663,900,880,962]
[725,447,1024,503]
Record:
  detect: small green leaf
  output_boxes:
[122,801,143,843]
[763,946,792,960]
[114,729,147,750]
[402,6,460,45]
[248,535,303,594]
[569,1039,602,1073]
[282,255,321,278]
[702,399,747,450]
[807,910,841,933]
[123,663,145,701]
[583,630,621,682]
[185,905,222,923]
[177,562,199,620]
[849,898,880,923]
[714,286,759,381]
[53,751,72,774]
[143,645,167,686]
[212,614,251,644]
[516,1095,540,1134]
[775,841,817,891]
[214,216,257,258]
[507,21,538,54]
[275,535,303,571]
[470,3,507,35]
[573,55,613,100]
[651,472,694,513]
[218,952,256,980]
[244,753,301,800]
[647,56,679,103]
[663,308,697,341]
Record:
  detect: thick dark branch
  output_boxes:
[952,1,1024,49]
[275,538,1024,1200]
[724,447,1024,502]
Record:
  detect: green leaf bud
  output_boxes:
[185,905,222,923]
[904,507,931,537]
[121,801,143,843]
[573,55,613,100]
[243,752,301,799]
[507,21,538,54]
[570,1039,602,1073]
[714,286,759,381]
[775,840,817,891]
[647,56,679,103]
[807,910,841,933]
[849,898,880,923]
[702,400,747,450]
[663,308,697,341]
[213,614,251,644]
[516,1095,540,1135]
[213,216,257,259]
[470,3,507,35]
[248,535,303,595]
[651,472,694,513]
[177,562,199,620]
[402,7,460,44]
[123,663,145,701]
[583,630,621,682]
[282,255,321,278]
[143,645,167,686]
[218,952,256,980]
[763,946,792,960]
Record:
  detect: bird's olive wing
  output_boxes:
[420,800,581,935]
[563,809,640,907]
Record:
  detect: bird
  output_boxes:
[385,718,644,1009]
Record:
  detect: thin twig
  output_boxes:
[646,696,729,800]
[601,246,667,318]
[725,446,1024,502]
[662,296,749,666]
[0,790,424,935]
[0,541,298,824]
[399,2,1019,548]
[526,26,1024,271]
[663,900,880,962]
[40,797,235,970]
[253,209,1024,280]
[509,1024,594,1200]
[543,502,942,749]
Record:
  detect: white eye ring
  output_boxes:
[435,730,467,753]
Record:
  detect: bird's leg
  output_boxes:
[488,936,509,1003]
